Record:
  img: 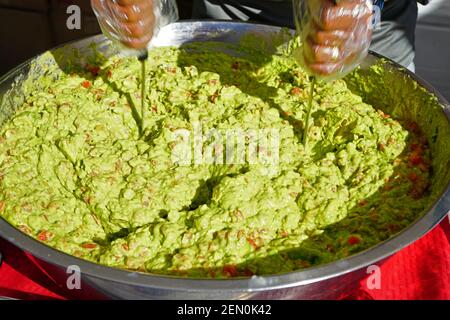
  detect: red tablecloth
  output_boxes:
[0,218,449,300]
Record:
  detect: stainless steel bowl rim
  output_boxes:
[0,21,449,293]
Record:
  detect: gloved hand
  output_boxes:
[91,0,178,52]
[293,0,373,80]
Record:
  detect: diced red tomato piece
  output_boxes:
[406,121,420,133]
[208,269,216,278]
[410,143,421,152]
[280,230,289,238]
[358,199,368,207]
[223,264,238,277]
[37,230,53,242]
[347,235,361,245]
[408,172,418,182]
[81,243,97,249]
[409,153,422,166]
[247,237,258,250]
[86,65,100,76]
[291,87,302,95]
[379,110,390,118]
[81,80,92,88]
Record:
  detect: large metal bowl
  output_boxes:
[0,21,449,300]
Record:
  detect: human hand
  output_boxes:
[293,0,373,79]
[91,0,156,50]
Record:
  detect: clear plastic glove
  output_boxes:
[91,0,178,53]
[293,0,373,80]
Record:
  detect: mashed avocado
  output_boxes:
[0,42,433,277]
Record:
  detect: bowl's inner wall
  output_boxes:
[344,64,450,202]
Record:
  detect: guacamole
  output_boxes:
[0,42,433,277]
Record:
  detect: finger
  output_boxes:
[101,17,154,49]
[304,37,341,63]
[307,61,344,76]
[309,21,350,46]
[306,20,351,46]
[310,47,365,76]
[302,48,342,75]
[120,31,154,49]
[313,30,349,46]
[119,16,154,38]
[315,0,372,31]
[112,0,153,23]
